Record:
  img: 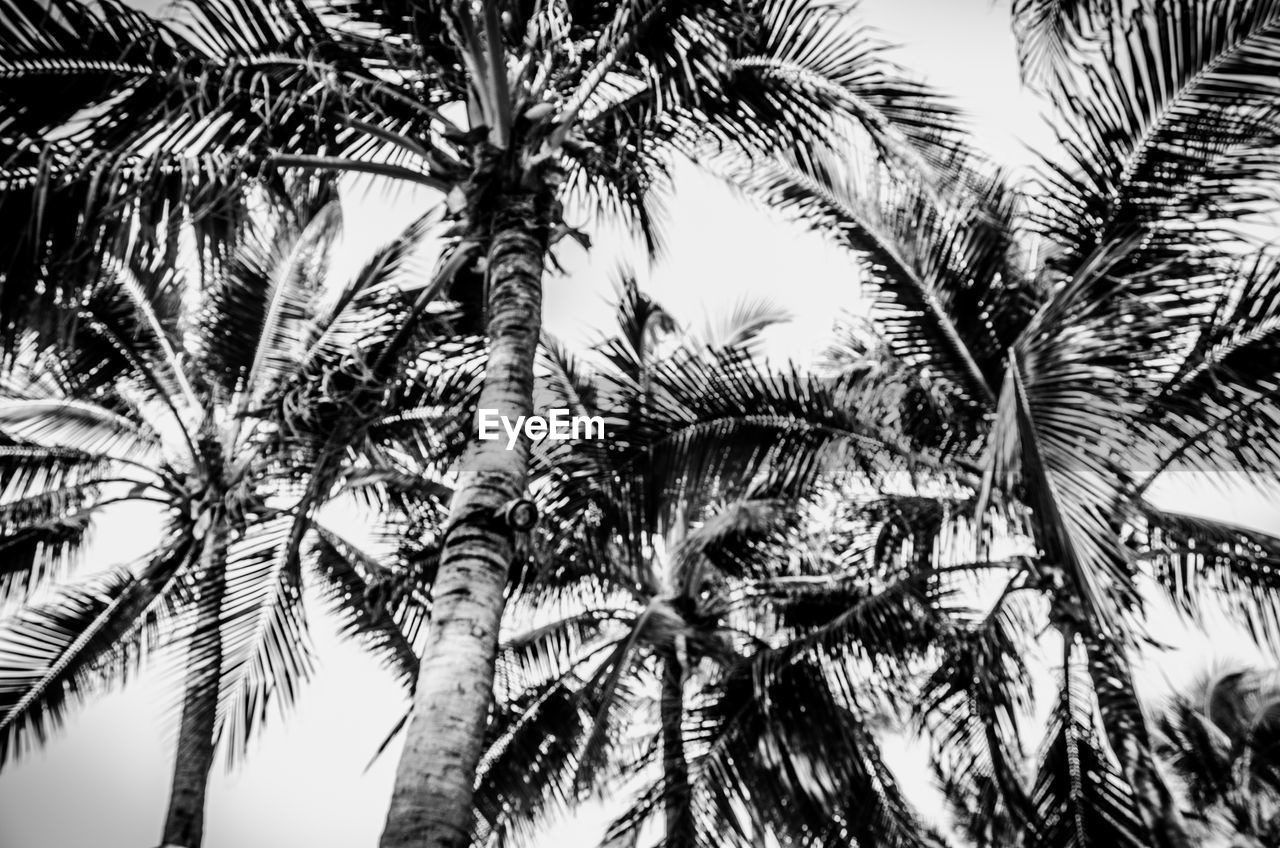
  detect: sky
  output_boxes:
[1,1,1278,847]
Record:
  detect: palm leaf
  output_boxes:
[0,511,93,608]
[920,593,1041,841]
[1138,505,1280,654]
[228,202,343,418]
[0,398,158,463]
[473,654,623,848]
[213,513,315,763]
[1037,0,1280,268]
[724,143,1031,412]
[310,524,426,690]
[724,0,967,168]
[1028,652,1150,848]
[0,533,193,766]
[1137,253,1280,491]
[670,652,936,848]
[495,608,634,702]
[1010,0,1126,86]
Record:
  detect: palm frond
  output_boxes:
[1137,253,1280,491]
[570,615,654,796]
[0,534,193,766]
[752,570,956,688]
[0,398,159,463]
[920,592,1041,842]
[0,445,112,511]
[1037,0,1280,267]
[979,237,1166,640]
[666,652,936,848]
[0,510,93,608]
[294,207,449,380]
[568,0,968,240]
[213,513,315,763]
[691,296,792,356]
[473,657,621,848]
[1154,666,1249,810]
[310,524,426,690]
[0,0,440,351]
[1011,0,1126,86]
[641,347,959,504]
[495,608,634,703]
[723,0,967,168]
[227,203,343,419]
[1138,505,1280,655]
[724,143,1031,412]
[1028,651,1150,848]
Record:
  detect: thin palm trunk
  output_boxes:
[661,651,694,848]
[161,517,228,848]
[1078,628,1193,848]
[380,192,547,848]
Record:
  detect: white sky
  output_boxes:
[1,2,1277,847]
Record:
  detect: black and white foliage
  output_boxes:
[1,2,1280,848]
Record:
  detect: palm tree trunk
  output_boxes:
[379,192,547,848]
[1079,630,1194,848]
[661,651,694,848]
[161,518,228,848]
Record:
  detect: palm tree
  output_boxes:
[0,3,966,841]
[1156,665,1280,846]
[463,282,965,848]
[0,191,479,847]
[707,0,1280,843]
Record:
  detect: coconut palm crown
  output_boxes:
[1157,665,1280,846]
[0,188,480,847]
[461,281,988,848]
[0,3,970,841]
[679,0,1280,844]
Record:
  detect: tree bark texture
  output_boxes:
[160,519,228,848]
[661,652,694,848]
[1081,631,1194,848]
[379,192,547,848]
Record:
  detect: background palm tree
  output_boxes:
[0,187,479,847]
[1156,665,1280,846]
[694,0,1280,843]
[465,282,966,848]
[0,3,968,841]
